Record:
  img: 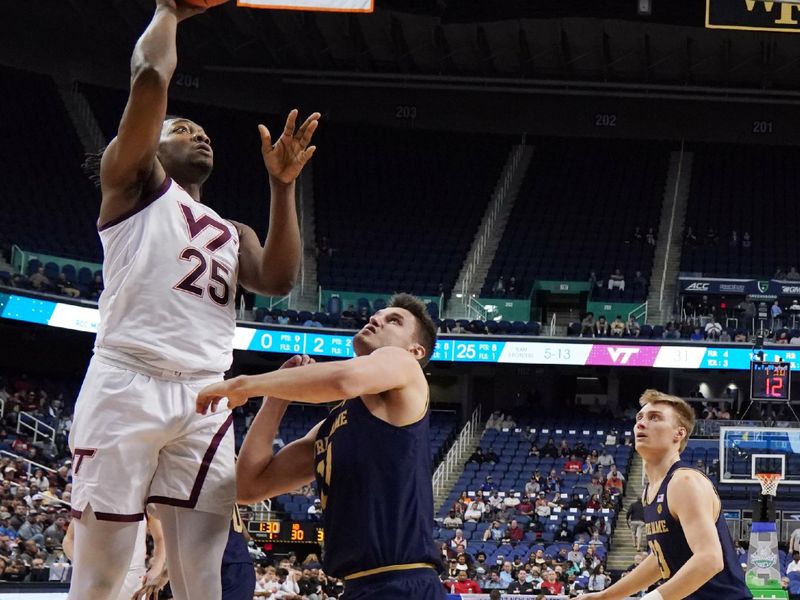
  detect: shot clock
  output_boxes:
[247,520,325,544]
[750,361,790,401]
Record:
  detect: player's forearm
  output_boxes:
[655,553,723,600]
[236,398,289,489]
[592,554,662,600]
[131,6,178,83]
[230,362,350,404]
[259,179,301,296]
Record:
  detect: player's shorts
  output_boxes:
[117,566,147,600]
[342,567,446,600]
[69,355,236,520]
[222,562,257,600]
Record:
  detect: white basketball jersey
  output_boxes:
[95,178,239,375]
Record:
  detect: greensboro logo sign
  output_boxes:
[707,0,800,32]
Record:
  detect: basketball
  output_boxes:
[179,0,230,8]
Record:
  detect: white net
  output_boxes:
[755,473,781,497]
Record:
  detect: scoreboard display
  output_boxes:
[247,520,324,545]
[750,361,790,401]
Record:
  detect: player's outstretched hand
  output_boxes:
[260,109,320,185]
[130,563,169,600]
[196,354,315,414]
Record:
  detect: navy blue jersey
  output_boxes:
[222,507,255,600]
[313,397,441,580]
[643,462,752,600]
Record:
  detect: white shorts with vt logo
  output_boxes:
[69,356,236,521]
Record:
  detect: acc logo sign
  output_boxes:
[607,347,640,364]
[685,282,710,292]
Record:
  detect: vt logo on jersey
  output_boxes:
[179,203,233,251]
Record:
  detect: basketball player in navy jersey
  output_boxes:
[69,1,318,599]
[196,294,446,600]
[582,389,751,600]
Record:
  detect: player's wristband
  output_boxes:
[641,591,664,600]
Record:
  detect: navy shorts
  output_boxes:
[342,567,446,600]
[222,561,256,600]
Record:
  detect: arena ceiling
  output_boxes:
[7,0,800,93]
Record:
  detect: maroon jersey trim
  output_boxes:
[97,177,172,231]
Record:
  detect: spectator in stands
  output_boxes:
[467,447,485,465]
[685,226,698,247]
[527,470,544,494]
[586,494,602,511]
[742,231,752,249]
[534,492,552,518]
[626,314,641,337]
[610,315,626,337]
[447,569,481,594]
[486,491,503,516]
[569,493,586,510]
[443,510,463,529]
[705,316,723,340]
[564,455,583,473]
[626,498,646,551]
[706,227,719,246]
[517,495,534,518]
[546,469,562,493]
[503,519,524,545]
[588,564,610,591]
[719,329,732,342]
[542,438,559,458]
[587,476,604,498]
[507,277,517,297]
[316,236,333,258]
[55,273,80,299]
[480,476,496,493]
[483,571,505,591]
[483,520,504,543]
[28,267,52,292]
[631,227,643,243]
[787,551,800,574]
[581,312,595,337]
[690,326,705,341]
[729,230,739,248]
[772,301,784,329]
[607,269,625,291]
[484,447,500,464]
[558,440,571,457]
[465,497,486,522]
[528,443,540,458]
[775,266,787,279]
[567,542,585,568]
[541,570,564,595]
[451,529,467,550]
[507,569,535,594]
[485,411,504,431]
[790,527,800,554]
[788,267,800,281]
[594,315,610,337]
[597,448,614,469]
[492,277,505,296]
[646,227,656,246]
[307,498,322,521]
[606,468,625,494]
[499,561,515,586]
[87,275,104,300]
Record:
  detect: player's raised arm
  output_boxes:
[98,0,204,227]
[579,553,662,600]
[234,110,320,296]
[197,346,422,414]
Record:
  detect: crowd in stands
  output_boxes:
[0,250,103,302]
[434,414,634,596]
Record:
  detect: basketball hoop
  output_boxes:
[755,473,781,497]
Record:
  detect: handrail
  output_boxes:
[0,450,58,475]
[458,144,525,302]
[549,313,557,337]
[628,302,648,326]
[432,405,482,503]
[658,142,685,313]
[17,412,56,446]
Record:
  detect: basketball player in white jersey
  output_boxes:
[67,1,318,599]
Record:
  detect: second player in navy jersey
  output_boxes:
[582,389,751,600]
[197,293,446,600]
